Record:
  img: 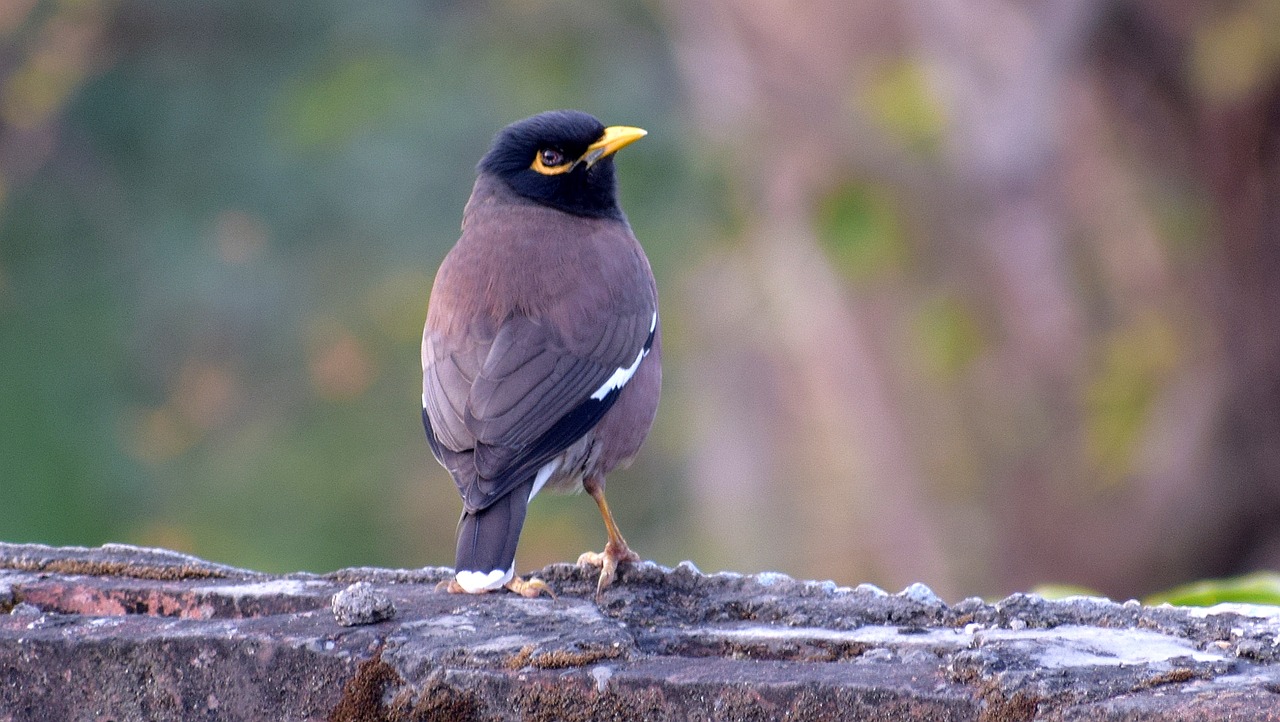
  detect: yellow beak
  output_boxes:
[578,126,647,168]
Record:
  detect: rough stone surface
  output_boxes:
[2,543,1280,721]
[332,582,397,627]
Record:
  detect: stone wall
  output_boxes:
[2,542,1279,720]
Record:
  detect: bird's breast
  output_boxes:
[429,208,653,339]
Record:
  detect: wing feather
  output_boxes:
[422,310,652,511]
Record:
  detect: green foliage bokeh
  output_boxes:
[0,0,705,574]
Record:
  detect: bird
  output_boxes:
[421,110,661,598]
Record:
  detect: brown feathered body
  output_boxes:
[422,173,661,590]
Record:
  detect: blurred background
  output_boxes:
[2,0,1278,602]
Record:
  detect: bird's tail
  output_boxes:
[453,479,534,593]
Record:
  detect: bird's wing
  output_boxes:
[458,309,655,510]
[422,328,483,455]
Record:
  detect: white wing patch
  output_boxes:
[528,459,560,501]
[590,312,657,401]
[590,349,645,401]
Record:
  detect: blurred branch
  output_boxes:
[663,0,1280,598]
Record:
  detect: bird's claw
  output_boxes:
[577,541,640,596]
[437,579,465,594]
[506,576,556,599]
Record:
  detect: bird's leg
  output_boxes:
[577,476,640,596]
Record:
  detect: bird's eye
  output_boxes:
[530,147,574,176]
[539,148,565,167]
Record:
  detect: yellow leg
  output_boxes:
[576,482,640,596]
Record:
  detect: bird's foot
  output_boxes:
[436,579,468,594]
[435,576,554,599]
[505,576,556,599]
[577,540,640,596]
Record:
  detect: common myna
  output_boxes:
[421,110,661,597]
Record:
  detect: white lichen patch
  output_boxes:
[694,624,973,651]
[977,625,1227,668]
[843,625,972,647]
[591,665,614,692]
[412,614,477,633]
[197,579,328,598]
[468,633,540,653]
[696,621,1234,672]
[1182,603,1280,621]
[504,596,601,625]
[753,572,794,587]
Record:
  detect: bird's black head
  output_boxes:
[477,110,646,220]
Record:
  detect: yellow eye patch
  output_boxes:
[531,148,574,176]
